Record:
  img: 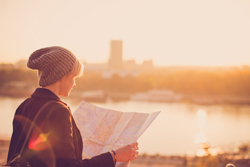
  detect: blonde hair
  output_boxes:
[67,59,84,78]
[37,59,83,85]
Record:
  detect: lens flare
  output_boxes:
[14,115,56,167]
[29,132,51,150]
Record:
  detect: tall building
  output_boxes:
[108,40,123,69]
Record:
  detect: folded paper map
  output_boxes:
[73,101,160,167]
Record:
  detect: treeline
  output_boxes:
[0,69,38,86]
[74,66,250,97]
[0,66,250,97]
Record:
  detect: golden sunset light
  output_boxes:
[1,1,250,167]
[0,0,250,66]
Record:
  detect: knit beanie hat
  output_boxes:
[27,46,77,87]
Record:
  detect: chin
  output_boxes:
[61,92,70,97]
[62,94,70,97]
[60,90,71,97]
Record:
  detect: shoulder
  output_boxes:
[46,101,74,129]
[48,100,69,111]
[19,97,32,108]
[15,97,32,115]
[46,100,72,119]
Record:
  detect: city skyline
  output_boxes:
[0,0,250,66]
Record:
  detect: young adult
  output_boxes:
[7,46,139,167]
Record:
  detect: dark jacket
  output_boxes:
[7,88,114,167]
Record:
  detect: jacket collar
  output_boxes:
[31,88,61,101]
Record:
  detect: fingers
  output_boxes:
[133,150,139,156]
[131,142,138,147]
[131,148,139,159]
[114,142,139,162]
[130,142,139,151]
[131,142,139,153]
[128,142,139,160]
[129,152,138,161]
[134,146,139,150]
[130,155,137,161]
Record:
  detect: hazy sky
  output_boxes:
[0,0,250,66]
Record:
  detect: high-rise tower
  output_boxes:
[108,40,123,69]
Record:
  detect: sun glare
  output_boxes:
[194,131,207,144]
[196,109,206,130]
[196,148,207,157]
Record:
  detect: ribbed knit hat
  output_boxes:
[27,46,77,87]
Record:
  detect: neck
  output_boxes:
[42,82,60,97]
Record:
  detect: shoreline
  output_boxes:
[1,91,250,106]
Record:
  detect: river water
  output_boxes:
[1,96,250,156]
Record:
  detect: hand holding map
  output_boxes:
[73,101,160,167]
